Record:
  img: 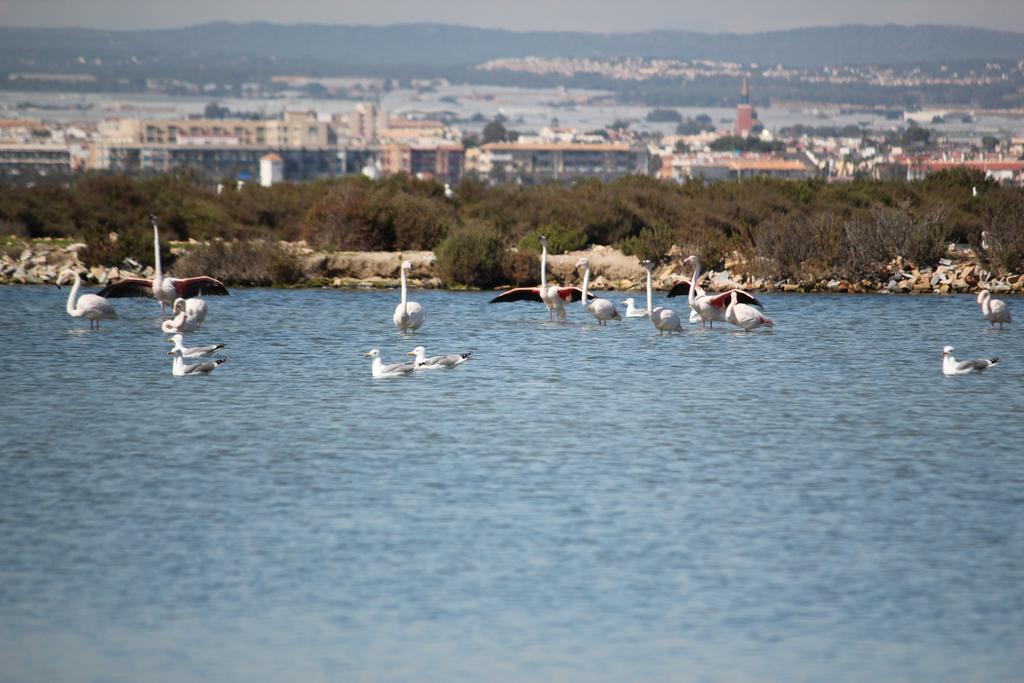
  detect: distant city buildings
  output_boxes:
[0,82,1021,187]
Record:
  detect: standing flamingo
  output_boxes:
[97,215,228,318]
[489,235,590,320]
[977,290,1011,329]
[725,290,774,331]
[640,260,682,335]
[576,258,620,325]
[58,271,118,329]
[393,260,425,332]
[671,255,763,329]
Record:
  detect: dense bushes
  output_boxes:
[3,167,1024,288]
[435,222,509,288]
[172,240,303,286]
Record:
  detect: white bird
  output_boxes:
[97,215,228,318]
[621,297,648,318]
[168,347,229,376]
[977,289,1011,329]
[167,333,224,358]
[725,290,775,331]
[489,235,589,320]
[161,308,201,334]
[575,257,620,325]
[408,345,472,369]
[942,346,999,375]
[640,259,682,335]
[393,260,425,332]
[58,270,118,329]
[173,297,207,326]
[444,183,455,200]
[672,255,764,329]
[364,348,416,377]
[972,185,978,198]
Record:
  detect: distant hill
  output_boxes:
[2,22,1024,69]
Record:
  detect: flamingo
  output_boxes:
[725,290,774,331]
[97,215,229,318]
[166,334,225,358]
[161,307,201,334]
[173,297,207,326]
[407,346,472,369]
[168,347,229,376]
[977,290,1011,329]
[640,260,682,335]
[363,349,416,377]
[941,346,999,375]
[621,297,648,318]
[489,235,590,320]
[393,260,425,332]
[58,271,118,328]
[575,258,620,325]
[671,255,763,329]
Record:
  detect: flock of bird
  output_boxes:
[59,216,231,375]
[58,222,1013,378]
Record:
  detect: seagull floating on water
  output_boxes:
[167,334,225,358]
[168,347,229,376]
[621,297,647,318]
[364,348,416,377]
[408,345,472,369]
[941,346,999,375]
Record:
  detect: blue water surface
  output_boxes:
[1,286,1022,683]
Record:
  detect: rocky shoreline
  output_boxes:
[4,238,1022,295]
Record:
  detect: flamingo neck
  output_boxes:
[65,273,81,316]
[540,243,548,289]
[153,224,163,285]
[400,268,408,313]
[726,292,737,321]
[581,265,590,307]
[688,257,701,308]
[645,269,654,319]
[981,294,990,314]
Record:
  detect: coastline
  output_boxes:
[5,237,1021,296]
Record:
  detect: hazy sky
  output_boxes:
[2,0,1023,33]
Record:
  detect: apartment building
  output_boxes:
[477,141,648,184]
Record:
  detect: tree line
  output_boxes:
[1,169,1021,286]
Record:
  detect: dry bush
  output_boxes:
[982,195,1024,273]
[504,250,541,286]
[172,240,303,286]
[617,222,678,263]
[0,219,29,238]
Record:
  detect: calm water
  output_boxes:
[1,286,1023,683]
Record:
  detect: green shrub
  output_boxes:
[172,240,303,286]
[435,222,508,288]
[517,224,588,254]
[504,249,541,286]
[618,222,678,263]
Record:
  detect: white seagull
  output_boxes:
[941,346,999,375]
[97,215,229,318]
[393,260,425,332]
[364,348,416,377]
[977,290,1011,329]
[640,259,682,335]
[58,270,118,329]
[168,347,229,376]
[576,257,620,325]
[725,290,775,331]
[489,235,590,321]
[621,297,648,318]
[408,346,472,369]
[167,334,225,358]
